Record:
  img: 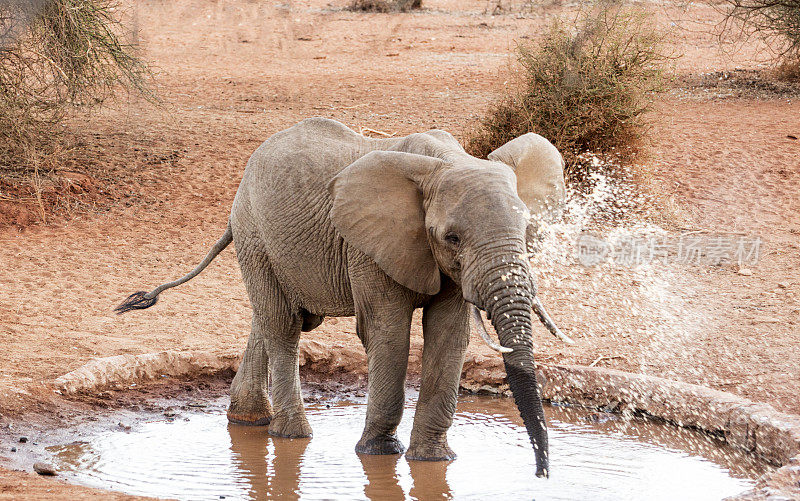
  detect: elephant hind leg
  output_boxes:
[228,232,310,438]
[265,310,311,438]
[228,319,272,425]
[228,235,276,425]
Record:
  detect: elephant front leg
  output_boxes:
[353,299,414,455]
[407,280,470,461]
[228,322,273,425]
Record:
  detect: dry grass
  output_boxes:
[775,59,800,80]
[347,0,421,13]
[466,3,672,183]
[0,0,152,173]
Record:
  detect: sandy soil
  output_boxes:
[1,0,799,497]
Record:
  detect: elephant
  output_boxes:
[116,117,569,478]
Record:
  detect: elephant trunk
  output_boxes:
[478,257,549,478]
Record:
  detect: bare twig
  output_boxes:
[714,0,800,66]
[31,147,46,223]
[679,229,749,236]
[589,354,628,367]
[359,127,395,137]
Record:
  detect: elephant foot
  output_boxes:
[227,395,273,426]
[228,372,272,426]
[226,410,272,426]
[268,412,313,438]
[356,433,406,455]
[406,441,456,461]
[356,434,406,455]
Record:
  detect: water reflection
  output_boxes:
[49,396,766,501]
[228,424,309,501]
[358,454,406,500]
[407,458,452,500]
[227,424,455,501]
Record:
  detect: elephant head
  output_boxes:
[328,131,567,478]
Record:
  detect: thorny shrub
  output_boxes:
[347,0,421,13]
[0,0,152,172]
[466,3,672,183]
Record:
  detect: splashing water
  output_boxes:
[526,161,712,381]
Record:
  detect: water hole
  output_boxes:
[48,394,769,500]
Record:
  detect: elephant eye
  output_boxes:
[444,232,461,246]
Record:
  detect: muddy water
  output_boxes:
[49,395,767,501]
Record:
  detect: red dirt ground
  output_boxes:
[1,0,798,498]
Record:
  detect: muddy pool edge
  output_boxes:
[34,344,800,500]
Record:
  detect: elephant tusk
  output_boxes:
[532,296,575,345]
[470,306,513,354]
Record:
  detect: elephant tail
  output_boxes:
[114,222,234,314]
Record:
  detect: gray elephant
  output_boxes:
[117,118,568,478]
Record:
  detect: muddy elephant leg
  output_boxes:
[351,270,415,455]
[229,233,310,437]
[228,237,275,426]
[265,309,310,438]
[407,279,470,461]
[228,318,272,425]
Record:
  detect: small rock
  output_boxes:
[33,462,56,476]
[584,412,619,424]
[18,437,27,443]
[10,447,16,452]
[778,282,789,289]
[738,268,753,276]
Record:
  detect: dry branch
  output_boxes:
[589,355,628,367]
[359,126,395,137]
[716,0,800,66]
[1,0,153,172]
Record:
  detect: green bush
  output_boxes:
[467,4,671,183]
[0,0,152,171]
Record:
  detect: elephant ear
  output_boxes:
[487,133,566,220]
[423,129,466,153]
[328,151,443,296]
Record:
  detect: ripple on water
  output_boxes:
[48,395,768,501]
